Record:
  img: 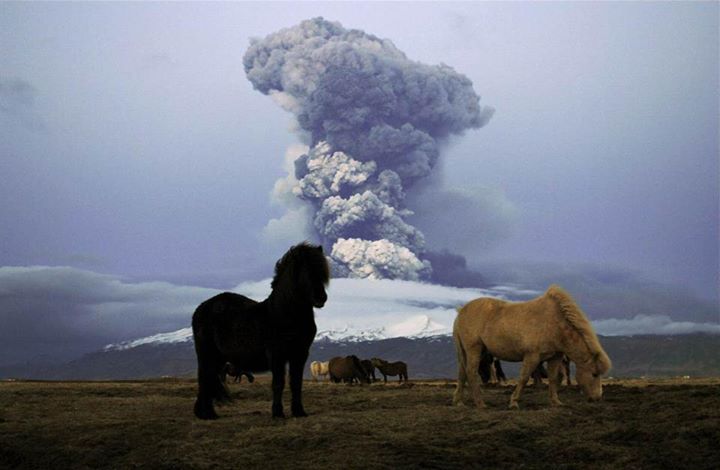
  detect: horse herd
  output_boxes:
[191,242,611,420]
[310,356,409,384]
[221,356,409,385]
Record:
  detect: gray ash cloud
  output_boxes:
[244,18,494,281]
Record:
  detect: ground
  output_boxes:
[1,377,718,469]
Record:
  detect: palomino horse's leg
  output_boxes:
[270,357,287,418]
[453,357,468,406]
[453,337,469,406]
[509,354,541,409]
[464,344,486,409]
[288,354,309,417]
[546,355,565,406]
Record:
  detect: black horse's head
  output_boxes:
[271,242,330,308]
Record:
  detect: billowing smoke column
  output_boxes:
[244,18,494,280]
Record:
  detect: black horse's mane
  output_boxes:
[271,242,330,290]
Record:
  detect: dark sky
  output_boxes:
[1,2,718,302]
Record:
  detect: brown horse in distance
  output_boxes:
[360,359,376,382]
[329,356,370,384]
[221,362,255,384]
[371,358,408,383]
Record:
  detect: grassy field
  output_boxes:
[1,377,718,469]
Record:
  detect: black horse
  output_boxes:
[192,242,330,420]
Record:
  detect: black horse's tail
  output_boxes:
[192,300,228,420]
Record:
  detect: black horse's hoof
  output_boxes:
[194,399,219,420]
[272,405,286,419]
[194,407,219,420]
[291,407,308,418]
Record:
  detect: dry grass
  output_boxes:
[1,377,718,469]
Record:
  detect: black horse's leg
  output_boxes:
[193,331,224,420]
[194,358,220,420]
[289,353,309,417]
[270,357,287,418]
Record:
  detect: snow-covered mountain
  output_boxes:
[105,314,451,351]
[103,277,720,352]
[106,327,194,351]
[105,279,533,351]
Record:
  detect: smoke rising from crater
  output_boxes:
[244,17,495,280]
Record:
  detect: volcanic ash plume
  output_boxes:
[244,17,494,280]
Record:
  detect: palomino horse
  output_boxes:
[310,361,330,381]
[192,242,330,419]
[453,285,610,409]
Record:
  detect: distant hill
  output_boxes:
[1,333,718,380]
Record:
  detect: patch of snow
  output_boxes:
[105,327,192,351]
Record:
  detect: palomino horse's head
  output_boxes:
[575,352,610,401]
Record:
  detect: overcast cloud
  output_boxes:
[1,265,717,366]
[0,266,217,365]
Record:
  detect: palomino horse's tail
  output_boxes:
[453,312,468,381]
[452,311,469,405]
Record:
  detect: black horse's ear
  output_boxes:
[317,245,323,253]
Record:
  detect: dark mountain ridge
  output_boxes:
[1,333,718,380]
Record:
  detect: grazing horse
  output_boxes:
[360,359,376,382]
[192,242,330,419]
[310,361,330,381]
[453,285,611,409]
[221,362,255,384]
[371,358,408,383]
[328,356,370,384]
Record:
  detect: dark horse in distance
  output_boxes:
[192,242,330,419]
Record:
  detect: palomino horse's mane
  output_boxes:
[545,285,611,374]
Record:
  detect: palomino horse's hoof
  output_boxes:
[508,402,520,410]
